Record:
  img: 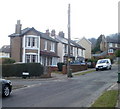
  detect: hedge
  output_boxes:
[57,62,66,71]
[2,63,44,77]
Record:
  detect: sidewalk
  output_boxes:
[51,68,95,79]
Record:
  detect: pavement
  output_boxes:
[51,68,96,79]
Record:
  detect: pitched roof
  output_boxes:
[106,38,120,44]
[9,27,59,43]
[0,45,10,53]
[78,37,92,45]
[56,36,85,50]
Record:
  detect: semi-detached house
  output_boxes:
[56,31,85,63]
[9,20,59,66]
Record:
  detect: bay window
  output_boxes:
[25,54,38,63]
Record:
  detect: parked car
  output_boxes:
[0,79,12,97]
[95,59,112,71]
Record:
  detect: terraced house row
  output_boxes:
[9,20,86,66]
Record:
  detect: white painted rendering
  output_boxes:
[22,35,40,63]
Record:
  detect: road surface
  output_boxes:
[2,65,118,107]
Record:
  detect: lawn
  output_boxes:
[91,90,118,107]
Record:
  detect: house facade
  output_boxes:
[9,20,59,66]
[56,31,85,63]
[0,45,10,58]
[76,37,91,60]
[107,39,120,55]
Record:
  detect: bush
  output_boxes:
[2,63,44,77]
[115,49,120,57]
[0,58,15,64]
[57,62,65,71]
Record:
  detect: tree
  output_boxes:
[0,58,16,64]
[115,49,120,57]
[92,34,103,53]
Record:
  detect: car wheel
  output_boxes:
[109,67,111,70]
[3,85,10,97]
[96,68,98,71]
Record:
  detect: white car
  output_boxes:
[95,59,112,71]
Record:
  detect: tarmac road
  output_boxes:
[2,65,118,107]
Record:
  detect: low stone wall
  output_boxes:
[62,64,87,74]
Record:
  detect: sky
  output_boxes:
[0,0,119,47]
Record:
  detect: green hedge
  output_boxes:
[2,63,44,77]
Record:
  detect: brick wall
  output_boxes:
[62,64,88,74]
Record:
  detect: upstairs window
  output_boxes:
[108,49,113,53]
[44,41,47,50]
[70,46,73,54]
[64,44,67,53]
[77,48,78,55]
[109,43,113,47]
[50,42,55,52]
[115,44,118,47]
[25,36,39,48]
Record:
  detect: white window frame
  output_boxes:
[25,53,38,63]
[44,41,47,50]
[22,35,40,63]
[115,44,118,47]
[25,35,39,49]
[108,49,113,53]
[109,43,113,47]
[50,42,55,52]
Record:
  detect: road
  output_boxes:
[2,65,118,107]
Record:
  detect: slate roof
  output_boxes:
[92,51,107,57]
[0,45,10,53]
[106,37,120,44]
[9,27,59,43]
[56,36,85,50]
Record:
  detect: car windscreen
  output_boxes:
[97,60,107,64]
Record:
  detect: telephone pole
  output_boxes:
[67,4,73,77]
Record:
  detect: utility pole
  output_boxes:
[67,4,73,77]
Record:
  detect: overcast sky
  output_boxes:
[0,0,119,47]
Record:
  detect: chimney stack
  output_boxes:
[58,31,64,38]
[51,29,56,37]
[45,29,50,36]
[15,20,22,34]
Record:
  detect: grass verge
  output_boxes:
[74,70,95,76]
[91,90,118,107]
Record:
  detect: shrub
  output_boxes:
[115,49,120,57]
[2,63,44,77]
[0,58,15,64]
[57,62,65,71]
